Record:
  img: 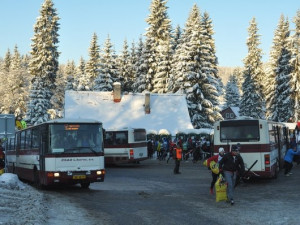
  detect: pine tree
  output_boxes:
[51,65,65,116]
[200,11,222,122]
[85,33,100,90]
[64,60,76,91]
[0,49,11,112]
[265,15,286,119]
[26,0,60,124]
[224,74,240,108]
[145,0,172,92]
[2,49,11,73]
[170,5,200,94]
[133,36,148,93]
[290,10,300,121]
[171,4,221,128]
[26,79,52,124]
[2,46,29,117]
[93,35,118,91]
[129,40,138,91]
[152,40,172,93]
[240,18,265,119]
[171,25,182,53]
[268,16,293,121]
[118,39,134,92]
[76,57,89,91]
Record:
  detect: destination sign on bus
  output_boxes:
[64,124,80,130]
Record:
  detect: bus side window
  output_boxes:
[32,129,40,148]
[20,131,26,150]
[105,133,113,145]
[25,130,32,149]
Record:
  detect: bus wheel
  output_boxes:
[81,182,90,189]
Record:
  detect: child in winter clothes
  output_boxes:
[284,144,300,176]
[207,147,225,194]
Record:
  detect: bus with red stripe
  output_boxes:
[213,118,289,178]
[6,118,105,188]
[104,127,148,164]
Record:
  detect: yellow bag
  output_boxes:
[210,161,219,174]
[0,168,4,175]
[203,159,208,167]
[215,174,227,202]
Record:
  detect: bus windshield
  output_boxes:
[49,124,103,154]
[220,120,260,142]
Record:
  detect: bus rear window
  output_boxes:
[134,129,146,142]
[220,120,260,142]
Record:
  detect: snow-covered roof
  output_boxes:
[64,91,193,135]
[176,128,214,135]
[231,107,240,117]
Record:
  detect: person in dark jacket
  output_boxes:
[219,145,245,205]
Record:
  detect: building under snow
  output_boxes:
[64,84,193,136]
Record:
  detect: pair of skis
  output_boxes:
[235,159,258,187]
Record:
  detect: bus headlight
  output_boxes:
[96,170,105,175]
[54,172,60,177]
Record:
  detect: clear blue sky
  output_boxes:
[0,0,299,67]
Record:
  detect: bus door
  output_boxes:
[276,125,283,169]
[15,132,22,173]
[38,127,46,173]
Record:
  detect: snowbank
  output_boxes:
[0,173,47,224]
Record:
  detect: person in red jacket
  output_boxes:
[173,145,182,174]
[207,147,225,194]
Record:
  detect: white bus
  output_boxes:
[104,127,148,164]
[6,118,105,188]
[214,118,289,178]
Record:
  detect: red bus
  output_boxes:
[6,118,105,188]
[104,127,148,164]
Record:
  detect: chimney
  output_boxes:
[113,82,121,102]
[145,92,150,114]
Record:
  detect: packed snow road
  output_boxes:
[1,158,300,225]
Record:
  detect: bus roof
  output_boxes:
[105,127,146,132]
[46,118,102,124]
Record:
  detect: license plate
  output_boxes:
[73,175,86,179]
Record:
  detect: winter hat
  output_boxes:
[218,147,225,153]
[232,145,238,151]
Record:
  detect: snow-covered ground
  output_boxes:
[0,173,47,224]
[0,173,91,225]
[1,161,300,225]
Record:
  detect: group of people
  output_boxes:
[147,136,212,163]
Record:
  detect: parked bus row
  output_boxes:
[5,116,294,189]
